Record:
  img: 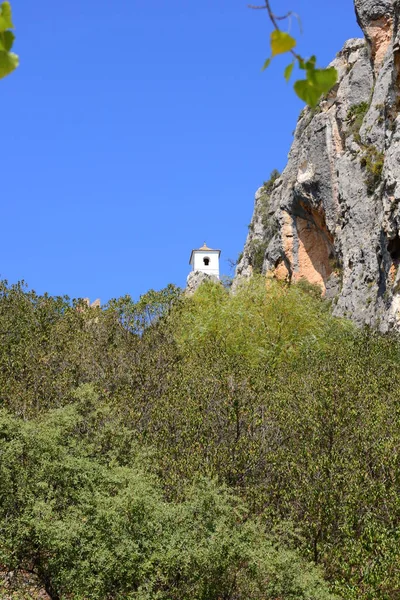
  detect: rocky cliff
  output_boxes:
[235,0,400,330]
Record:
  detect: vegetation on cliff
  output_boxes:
[1,277,400,599]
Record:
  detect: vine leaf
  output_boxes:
[309,67,338,92]
[294,67,338,107]
[0,48,17,77]
[293,80,321,108]
[0,1,18,79]
[0,30,14,51]
[0,1,13,31]
[270,30,296,57]
[284,62,295,82]
[261,57,271,71]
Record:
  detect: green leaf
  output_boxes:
[294,65,338,107]
[304,55,317,72]
[0,30,14,51]
[270,30,296,57]
[0,49,18,79]
[261,57,271,71]
[0,2,13,32]
[308,67,338,93]
[284,62,295,83]
[298,57,306,70]
[293,79,321,108]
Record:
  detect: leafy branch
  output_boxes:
[249,1,337,107]
[0,1,18,79]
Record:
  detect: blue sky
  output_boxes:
[3,1,362,302]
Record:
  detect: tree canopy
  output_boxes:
[1,277,400,598]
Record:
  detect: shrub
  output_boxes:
[3,277,400,599]
[294,277,323,299]
[249,239,268,273]
[0,405,336,600]
[262,169,280,194]
[360,145,384,194]
[346,101,369,143]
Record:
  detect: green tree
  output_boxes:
[0,399,336,600]
[3,276,400,598]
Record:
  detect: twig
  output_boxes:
[248,0,302,62]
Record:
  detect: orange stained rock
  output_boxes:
[366,17,393,72]
[293,216,332,293]
[273,211,293,283]
[271,206,333,294]
[389,262,397,286]
[273,260,290,282]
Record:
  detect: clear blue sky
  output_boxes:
[3,1,361,302]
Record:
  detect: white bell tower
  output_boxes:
[189,242,221,279]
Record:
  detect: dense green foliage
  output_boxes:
[0,390,334,600]
[1,276,400,598]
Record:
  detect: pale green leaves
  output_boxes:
[0,0,12,30]
[270,30,296,57]
[262,28,337,108]
[261,57,271,72]
[0,1,18,80]
[284,62,294,83]
[294,62,337,108]
[0,47,17,77]
[0,29,14,51]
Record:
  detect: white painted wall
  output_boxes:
[190,250,220,278]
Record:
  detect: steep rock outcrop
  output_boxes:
[186,270,220,295]
[235,0,400,330]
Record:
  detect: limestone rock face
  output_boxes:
[186,271,220,295]
[235,0,400,330]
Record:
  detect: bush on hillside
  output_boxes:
[0,399,335,600]
[2,277,400,598]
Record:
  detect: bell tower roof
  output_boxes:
[189,242,221,265]
[199,242,212,251]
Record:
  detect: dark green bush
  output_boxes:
[0,399,335,600]
[2,277,400,599]
[346,101,369,143]
[249,238,268,273]
[360,145,384,194]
